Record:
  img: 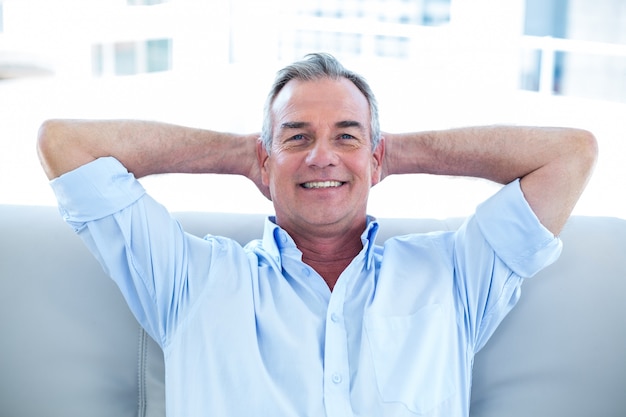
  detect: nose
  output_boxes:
[305,138,338,168]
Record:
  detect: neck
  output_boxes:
[286,223,366,291]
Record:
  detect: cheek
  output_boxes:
[264,155,295,188]
[348,154,379,185]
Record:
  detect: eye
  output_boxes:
[290,134,305,141]
[340,133,355,140]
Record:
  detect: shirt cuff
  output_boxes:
[50,156,146,223]
[475,179,563,278]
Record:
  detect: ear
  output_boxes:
[256,139,271,187]
[370,137,385,186]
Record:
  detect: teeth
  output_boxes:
[302,181,343,189]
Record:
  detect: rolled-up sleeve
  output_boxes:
[455,179,563,352]
[475,179,562,278]
[50,156,146,227]
[49,157,219,347]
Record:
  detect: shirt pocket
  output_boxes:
[364,304,456,415]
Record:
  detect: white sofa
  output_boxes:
[1,204,625,417]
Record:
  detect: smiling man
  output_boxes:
[37,53,597,416]
[259,76,384,289]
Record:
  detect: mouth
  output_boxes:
[301,180,345,189]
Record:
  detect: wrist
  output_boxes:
[381,131,430,177]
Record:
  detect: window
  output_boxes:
[270,0,450,63]
[0,3,4,33]
[92,44,104,76]
[521,0,626,103]
[146,38,172,72]
[292,31,362,60]
[92,38,172,77]
[422,0,451,26]
[374,35,410,59]
[115,42,137,76]
[298,0,451,27]
[127,0,167,5]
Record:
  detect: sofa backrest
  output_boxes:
[1,205,165,417]
[1,205,625,417]
[469,215,626,416]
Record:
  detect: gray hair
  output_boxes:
[260,52,381,153]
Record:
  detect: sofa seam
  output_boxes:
[137,327,148,417]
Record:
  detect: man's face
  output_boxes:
[258,77,384,237]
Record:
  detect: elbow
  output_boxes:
[572,128,599,178]
[36,119,72,180]
[37,119,62,155]
[36,120,59,177]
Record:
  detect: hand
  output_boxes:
[377,132,393,184]
[244,134,271,201]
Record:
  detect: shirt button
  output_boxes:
[330,313,340,323]
[302,268,311,277]
[331,373,342,384]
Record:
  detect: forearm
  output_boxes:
[384,125,598,234]
[385,126,575,183]
[37,119,257,180]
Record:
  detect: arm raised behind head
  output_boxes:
[381,125,598,235]
[36,119,270,198]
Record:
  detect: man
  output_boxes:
[37,53,596,416]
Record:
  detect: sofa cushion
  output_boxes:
[0,205,165,417]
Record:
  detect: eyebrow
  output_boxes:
[336,120,364,130]
[280,120,365,130]
[280,121,309,130]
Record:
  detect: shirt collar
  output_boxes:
[261,216,380,269]
[362,216,380,270]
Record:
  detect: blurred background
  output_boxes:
[1,0,624,219]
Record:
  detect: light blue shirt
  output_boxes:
[52,157,562,417]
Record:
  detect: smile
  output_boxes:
[301,181,344,189]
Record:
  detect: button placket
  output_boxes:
[331,372,343,384]
[322,269,353,416]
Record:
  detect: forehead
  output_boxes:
[271,77,370,126]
